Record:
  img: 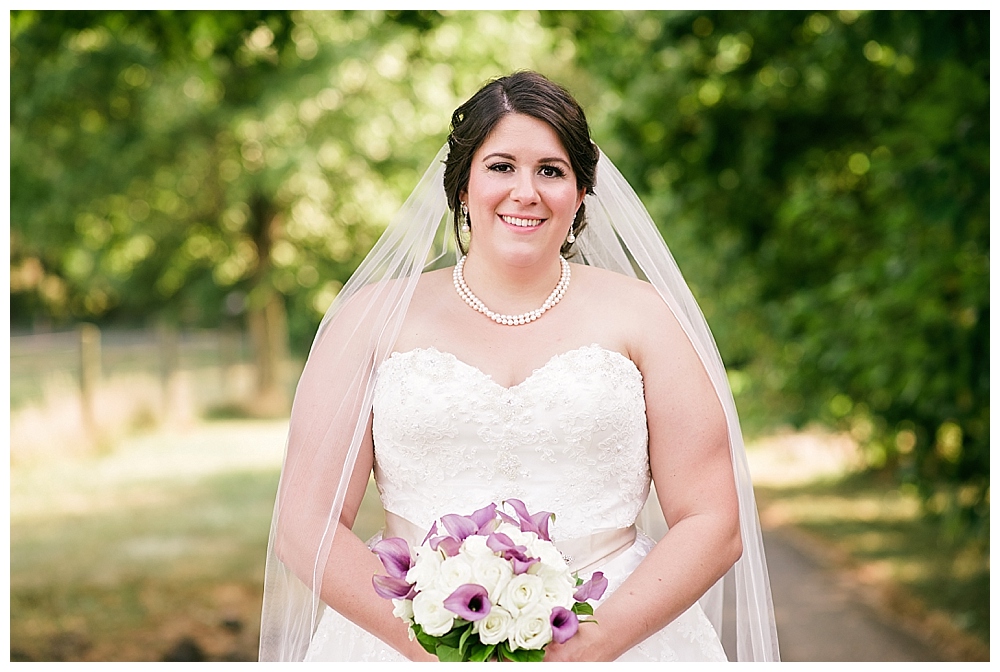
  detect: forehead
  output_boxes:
[475,113,569,160]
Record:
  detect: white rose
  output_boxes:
[391,598,414,623]
[475,605,514,646]
[471,553,513,603]
[510,604,553,651]
[411,588,454,637]
[539,571,576,610]
[499,573,545,618]
[406,546,443,592]
[495,523,530,547]
[436,554,475,594]
[526,538,566,570]
[459,534,494,561]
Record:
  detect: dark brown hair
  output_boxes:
[443,71,598,256]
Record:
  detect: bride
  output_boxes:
[258,71,779,661]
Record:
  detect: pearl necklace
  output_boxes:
[453,256,571,326]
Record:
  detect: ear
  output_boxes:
[575,187,587,211]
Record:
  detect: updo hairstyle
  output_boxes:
[443,71,599,256]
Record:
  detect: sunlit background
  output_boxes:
[9,10,988,661]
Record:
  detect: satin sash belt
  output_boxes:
[384,511,637,576]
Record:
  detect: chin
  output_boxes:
[495,242,560,269]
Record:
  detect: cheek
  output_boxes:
[467,175,503,207]
[552,187,582,216]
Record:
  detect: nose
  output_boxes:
[510,171,539,203]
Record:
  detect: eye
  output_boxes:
[487,162,514,173]
[539,165,567,178]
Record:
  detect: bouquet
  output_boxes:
[371,499,608,662]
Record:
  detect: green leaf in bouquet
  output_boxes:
[457,622,476,657]
[571,602,594,616]
[435,644,464,662]
[412,624,438,655]
[524,649,546,662]
[495,641,545,662]
[496,641,516,662]
[438,624,465,649]
[507,647,546,662]
[468,642,496,662]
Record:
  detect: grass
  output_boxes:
[9,416,387,662]
[9,420,287,661]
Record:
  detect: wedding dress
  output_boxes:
[303,344,727,661]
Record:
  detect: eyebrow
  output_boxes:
[482,152,571,166]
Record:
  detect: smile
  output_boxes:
[500,214,545,228]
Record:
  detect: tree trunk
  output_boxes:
[246,289,290,416]
[245,192,290,417]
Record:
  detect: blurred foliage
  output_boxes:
[10,9,573,348]
[10,11,989,534]
[544,10,989,538]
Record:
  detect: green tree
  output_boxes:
[548,10,988,533]
[11,10,575,411]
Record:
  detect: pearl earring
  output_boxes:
[461,202,470,233]
[566,228,576,244]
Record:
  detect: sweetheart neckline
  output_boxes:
[381,344,641,392]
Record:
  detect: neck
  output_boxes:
[461,252,564,314]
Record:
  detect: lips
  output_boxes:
[499,214,545,228]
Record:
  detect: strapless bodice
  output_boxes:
[306,346,727,662]
[371,344,651,541]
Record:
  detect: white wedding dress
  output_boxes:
[304,344,727,661]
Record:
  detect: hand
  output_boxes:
[543,620,611,662]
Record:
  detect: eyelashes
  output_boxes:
[486,162,567,179]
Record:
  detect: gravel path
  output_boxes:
[742,429,953,661]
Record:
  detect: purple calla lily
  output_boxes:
[469,503,499,533]
[421,520,439,545]
[372,574,416,600]
[504,498,554,541]
[573,571,608,602]
[485,531,517,554]
[486,532,539,574]
[510,556,540,574]
[443,584,492,621]
[429,535,463,557]
[371,537,413,579]
[495,509,519,527]
[550,607,579,644]
[440,513,479,541]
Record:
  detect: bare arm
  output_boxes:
[546,285,741,661]
[271,286,435,661]
[314,421,435,661]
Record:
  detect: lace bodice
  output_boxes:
[307,345,727,662]
[372,344,651,540]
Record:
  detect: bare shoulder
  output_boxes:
[570,263,691,370]
[571,263,676,326]
[408,266,454,309]
[320,266,452,328]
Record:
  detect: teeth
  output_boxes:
[501,215,544,228]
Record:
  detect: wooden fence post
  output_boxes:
[158,324,178,421]
[218,326,240,404]
[78,323,101,437]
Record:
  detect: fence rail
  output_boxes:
[10,325,253,414]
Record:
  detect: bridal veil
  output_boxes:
[258,143,780,661]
